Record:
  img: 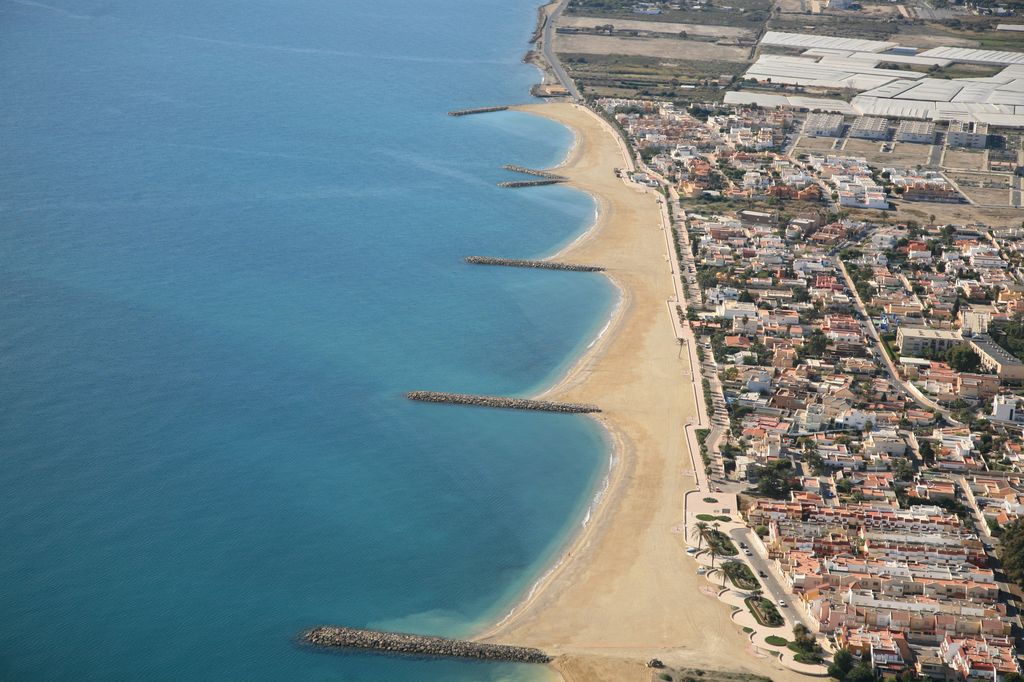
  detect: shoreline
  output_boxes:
[467,107,627,643]
[472,102,800,682]
[474,103,632,641]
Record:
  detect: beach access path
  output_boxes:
[476,102,807,682]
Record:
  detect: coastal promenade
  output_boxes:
[476,102,806,682]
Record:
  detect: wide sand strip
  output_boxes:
[477,102,803,682]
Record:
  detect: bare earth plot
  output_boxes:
[558,15,754,39]
[794,136,844,153]
[943,150,986,171]
[950,172,1012,206]
[894,30,978,48]
[556,34,750,61]
[846,200,1020,227]
[775,0,806,13]
[845,138,933,167]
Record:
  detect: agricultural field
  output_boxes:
[556,34,750,61]
[557,15,754,39]
[559,52,747,100]
[566,0,771,30]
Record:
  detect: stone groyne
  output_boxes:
[465,256,603,272]
[497,179,564,188]
[448,106,509,117]
[407,391,600,413]
[305,626,551,664]
[502,164,566,181]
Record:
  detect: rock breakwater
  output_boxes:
[407,391,600,413]
[304,626,552,664]
[448,106,509,117]
[497,179,564,188]
[502,165,566,181]
[465,256,603,272]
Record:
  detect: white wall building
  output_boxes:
[896,119,936,144]
[849,116,890,140]
[946,120,989,149]
[804,113,845,137]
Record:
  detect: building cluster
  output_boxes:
[603,84,1024,680]
[683,207,1024,680]
[746,493,1020,680]
[597,98,983,211]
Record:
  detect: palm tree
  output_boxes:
[707,563,727,586]
[691,520,712,549]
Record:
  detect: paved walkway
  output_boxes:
[683,533,831,677]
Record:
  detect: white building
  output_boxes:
[717,300,760,320]
[946,120,989,149]
[804,113,845,137]
[991,395,1024,424]
[849,116,890,140]
[896,327,963,355]
[895,120,935,144]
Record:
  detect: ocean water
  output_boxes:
[0,1,614,681]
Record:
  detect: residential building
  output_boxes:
[968,335,1024,382]
[849,116,890,141]
[946,120,989,149]
[804,113,845,137]
[991,394,1024,424]
[896,120,936,144]
[896,327,963,356]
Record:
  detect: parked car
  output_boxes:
[697,567,708,575]
[758,571,768,578]
[686,547,699,554]
[778,600,787,607]
[744,549,753,556]
[739,542,747,549]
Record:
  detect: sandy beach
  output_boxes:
[477,102,804,682]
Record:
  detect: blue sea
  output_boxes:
[0,1,614,680]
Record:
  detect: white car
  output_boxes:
[744,549,753,556]
[697,567,708,575]
[778,600,787,608]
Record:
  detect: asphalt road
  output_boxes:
[728,527,804,627]
[541,0,581,100]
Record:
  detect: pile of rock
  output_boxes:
[465,256,603,272]
[406,391,600,413]
[305,626,551,664]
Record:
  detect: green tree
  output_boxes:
[828,649,855,680]
[999,519,1024,588]
[946,345,981,373]
[845,663,875,682]
[804,330,829,357]
[692,520,712,549]
[894,458,914,482]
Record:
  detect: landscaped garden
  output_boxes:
[764,636,788,647]
[696,513,732,523]
[744,596,783,627]
[787,624,826,664]
[722,560,759,590]
[706,529,737,555]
